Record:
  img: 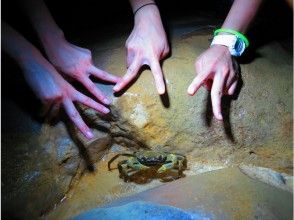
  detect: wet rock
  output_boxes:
[77,167,292,220]
[73,201,211,220]
[2,99,109,219]
[2,102,81,220]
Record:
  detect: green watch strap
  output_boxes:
[214,28,249,48]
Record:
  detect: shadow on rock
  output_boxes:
[110,166,186,184]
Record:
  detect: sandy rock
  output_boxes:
[89,21,293,174]
[80,129,112,165]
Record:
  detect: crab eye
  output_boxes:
[158,155,162,160]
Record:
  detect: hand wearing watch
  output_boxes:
[211,34,246,57]
[211,28,249,57]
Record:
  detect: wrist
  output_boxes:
[210,44,230,52]
[134,4,160,26]
[38,28,65,50]
[214,28,249,48]
[39,30,68,60]
[211,28,249,56]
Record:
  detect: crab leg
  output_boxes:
[118,160,131,182]
[108,153,134,171]
[118,157,149,182]
[177,155,187,176]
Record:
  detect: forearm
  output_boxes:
[20,0,64,46]
[1,21,60,96]
[222,0,264,33]
[2,21,41,64]
[129,0,163,29]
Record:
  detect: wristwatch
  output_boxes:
[211,34,246,57]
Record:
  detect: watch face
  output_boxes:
[234,38,246,55]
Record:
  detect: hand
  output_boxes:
[20,51,110,139]
[113,5,169,94]
[43,36,121,105]
[187,45,238,120]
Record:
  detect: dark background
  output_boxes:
[2,0,292,47]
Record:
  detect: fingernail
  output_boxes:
[217,113,223,120]
[86,131,94,139]
[187,87,194,95]
[102,107,110,114]
[103,98,111,105]
[113,84,120,91]
[158,87,165,95]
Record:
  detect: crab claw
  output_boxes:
[157,165,168,173]
[157,154,177,173]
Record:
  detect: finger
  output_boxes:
[211,71,226,120]
[228,80,237,95]
[63,99,94,139]
[80,77,111,105]
[89,65,121,83]
[225,67,237,91]
[113,56,141,92]
[187,72,208,95]
[74,91,110,114]
[150,57,165,94]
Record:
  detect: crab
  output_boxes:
[108,150,187,182]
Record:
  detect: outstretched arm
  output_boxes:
[20,0,121,105]
[113,0,169,94]
[222,0,264,32]
[188,0,264,120]
[2,22,109,139]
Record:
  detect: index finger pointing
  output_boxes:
[113,56,141,92]
[211,71,225,120]
[150,58,165,95]
[187,71,208,96]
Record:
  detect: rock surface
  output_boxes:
[45,147,293,220]
[90,21,293,174]
[73,201,209,220]
[1,100,111,219]
[73,168,293,220]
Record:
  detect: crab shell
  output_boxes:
[134,151,167,166]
